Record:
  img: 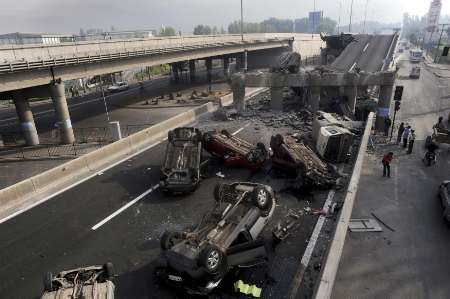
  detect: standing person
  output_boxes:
[396,122,405,144]
[384,116,392,136]
[407,129,416,154]
[382,152,394,177]
[402,125,411,148]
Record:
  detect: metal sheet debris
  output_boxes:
[348,218,383,232]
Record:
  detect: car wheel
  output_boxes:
[214,183,226,201]
[103,262,114,281]
[252,186,273,211]
[160,231,182,250]
[43,272,53,292]
[199,245,226,274]
[221,129,231,138]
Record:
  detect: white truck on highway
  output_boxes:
[409,49,423,63]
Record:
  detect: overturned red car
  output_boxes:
[202,130,267,171]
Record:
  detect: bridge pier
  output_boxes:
[344,85,357,113]
[171,63,180,83]
[189,60,196,83]
[50,80,75,144]
[223,56,229,77]
[206,58,212,84]
[12,91,39,146]
[309,86,321,112]
[375,84,394,131]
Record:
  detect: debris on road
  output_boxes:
[216,171,225,178]
[371,212,396,232]
[234,280,262,298]
[348,218,383,232]
[272,211,302,243]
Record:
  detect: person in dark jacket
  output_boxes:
[384,117,392,136]
[396,122,405,144]
[382,152,394,177]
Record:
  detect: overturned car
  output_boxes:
[155,182,275,294]
[270,134,339,188]
[203,130,268,171]
[160,127,203,193]
[41,263,115,299]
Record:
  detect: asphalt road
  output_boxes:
[333,54,450,298]
[0,109,348,298]
[331,34,395,72]
[0,68,226,135]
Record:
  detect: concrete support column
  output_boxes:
[344,85,357,114]
[309,86,321,112]
[206,58,212,84]
[189,60,196,83]
[270,87,284,110]
[236,54,244,70]
[171,63,179,83]
[13,91,39,146]
[231,74,246,113]
[49,80,75,144]
[375,84,394,131]
[223,57,229,77]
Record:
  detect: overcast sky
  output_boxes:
[1,0,449,34]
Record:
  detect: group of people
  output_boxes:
[397,122,416,154]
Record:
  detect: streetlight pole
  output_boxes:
[338,0,342,34]
[434,23,449,63]
[349,0,354,33]
[240,0,247,72]
[363,0,369,34]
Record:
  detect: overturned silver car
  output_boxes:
[155,182,276,294]
[41,263,115,299]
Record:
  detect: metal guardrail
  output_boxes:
[0,38,290,74]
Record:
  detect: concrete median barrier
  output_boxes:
[313,112,375,299]
[0,88,266,223]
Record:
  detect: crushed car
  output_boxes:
[160,127,203,194]
[270,134,339,188]
[41,263,115,299]
[439,180,450,222]
[155,182,276,295]
[203,130,268,171]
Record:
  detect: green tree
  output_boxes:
[294,18,309,33]
[159,26,176,37]
[193,24,212,35]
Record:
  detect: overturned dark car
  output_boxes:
[203,130,268,171]
[270,134,339,189]
[41,263,115,299]
[155,182,276,294]
[160,127,203,194]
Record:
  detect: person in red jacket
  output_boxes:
[382,152,394,177]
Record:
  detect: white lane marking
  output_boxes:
[363,43,370,52]
[232,123,250,136]
[90,125,248,230]
[0,139,165,225]
[91,184,159,230]
[288,189,336,299]
[0,79,167,124]
[349,62,357,72]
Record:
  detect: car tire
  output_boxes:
[43,271,53,292]
[221,129,231,138]
[160,231,182,250]
[251,186,273,211]
[214,183,226,201]
[199,245,226,274]
[103,262,114,281]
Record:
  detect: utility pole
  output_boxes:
[434,23,449,63]
[338,0,342,34]
[363,0,369,34]
[240,0,247,72]
[349,0,354,33]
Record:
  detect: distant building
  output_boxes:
[79,30,157,41]
[0,33,74,45]
[309,11,323,33]
[425,0,442,47]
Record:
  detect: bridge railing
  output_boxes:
[0,34,292,64]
